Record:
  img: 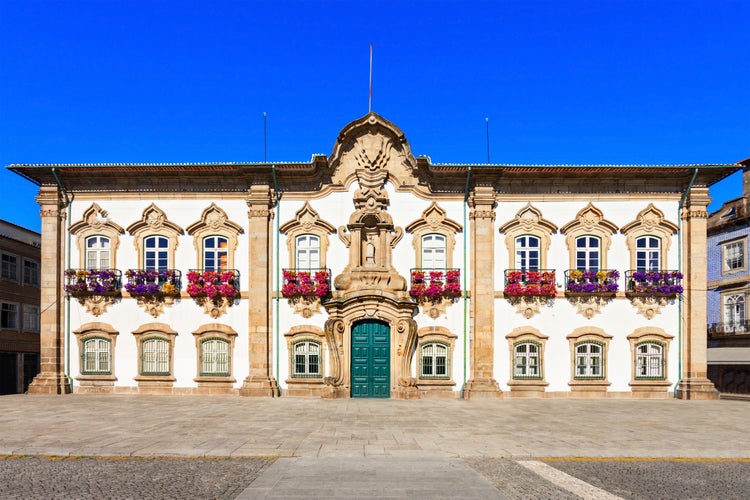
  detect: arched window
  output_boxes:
[141,338,170,375]
[82,337,111,374]
[203,236,228,271]
[421,342,448,378]
[635,342,663,379]
[86,236,111,269]
[296,235,320,270]
[293,340,321,377]
[575,236,600,271]
[575,342,604,379]
[514,342,540,379]
[515,236,540,271]
[200,338,230,376]
[421,234,447,269]
[635,236,661,272]
[144,236,169,271]
[724,294,746,330]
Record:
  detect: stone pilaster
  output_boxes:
[463,186,501,399]
[28,186,71,394]
[239,185,279,397]
[676,186,719,400]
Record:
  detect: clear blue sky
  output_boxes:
[2,1,747,233]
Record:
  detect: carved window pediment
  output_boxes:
[127,204,184,269]
[499,204,558,270]
[406,202,462,269]
[186,203,244,269]
[70,204,125,268]
[280,202,336,269]
[560,204,618,269]
[621,204,678,270]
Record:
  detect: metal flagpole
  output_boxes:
[485,117,490,164]
[264,112,267,162]
[369,43,373,113]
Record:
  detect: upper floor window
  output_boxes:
[514,341,541,379]
[575,236,600,271]
[23,305,39,332]
[141,337,171,375]
[724,241,745,273]
[86,236,111,269]
[636,236,660,271]
[575,342,604,379]
[82,337,111,375]
[200,338,230,376]
[421,342,448,378]
[203,236,228,271]
[144,236,169,271]
[635,342,663,379]
[1,302,18,329]
[724,294,746,327]
[293,340,321,377]
[515,235,540,271]
[421,234,446,269]
[296,235,320,270]
[23,259,40,286]
[1,253,18,281]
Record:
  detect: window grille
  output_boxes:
[514,342,540,379]
[142,338,170,375]
[421,343,448,378]
[201,338,230,376]
[293,340,320,377]
[82,338,111,374]
[635,342,663,379]
[575,342,604,379]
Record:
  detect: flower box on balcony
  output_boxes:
[64,269,122,297]
[565,269,619,296]
[281,269,331,302]
[503,269,556,298]
[410,269,462,302]
[186,269,241,303]
[625,270,683,297]
[124,269,182,299]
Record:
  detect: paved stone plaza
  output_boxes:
[0,395,748,498]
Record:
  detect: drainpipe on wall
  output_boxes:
[272,165,281,390]
[51,168,73,393]
[461,166,472,398]
[675,167,699,397]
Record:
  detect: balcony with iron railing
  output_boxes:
[281,268,332,301]
[186,269,241,301]
[64,269,122,297]
[503,269,556,298]
[564,269,619,296]
[409,268,462,302]
[708,320,750,337]
[625,270,683,297]
[124,269,182,299]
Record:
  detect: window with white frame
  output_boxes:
[295,235,320,270]
[724,241,745,273]
[1,303,18,329]
[85,236,111,269]
[636,236,660,271]
[200,338,230,376]
[293,340,321,377]
[1,253,18,281]
[82,338,111,374]
[23,305,39,332]
[421,234,447,269]
[23,260,40,286]
[724,294,746,331]
[575,342,604,379]
[514,342,541,379]
[144,236,169,271]
[515,235,540,271]
[203,236,228,271]
[575,236,600,271]
[141,337,170,375]
[421,342,448,378]
[635,342,664,379]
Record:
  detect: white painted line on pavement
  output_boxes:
[517,460,623,500]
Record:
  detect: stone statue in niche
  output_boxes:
[365,233,376,266]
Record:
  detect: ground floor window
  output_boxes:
[575,341,604,379]
[141,338,170,375]
[421,342,448,378]
[514,341,541,379]
[201,338,230,376]
[82,337,111,374]
[293,340,321,377]
[635,342,664,379]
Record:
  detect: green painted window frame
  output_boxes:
[81,337,112,375]
[513,340,542,380]
[574,340,606,380]
[634,341,665,380]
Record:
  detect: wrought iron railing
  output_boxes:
[409,268,462,301]
[281,268,332,300]
[708,320,750,336]
[124,269,182,297]
[625,270,683,296]
[564,269,619,294]
[186,269,241,300]
[64,269,122,296]
[503,269,556,298]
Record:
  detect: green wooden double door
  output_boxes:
[351,320,390,398]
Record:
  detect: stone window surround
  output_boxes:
[405,202,462,269]
[720,236,747,275]
[192,323,238,384]
[284,326,326,393]
[279,202,336,269]
[498,204,558,271]
[132,323,178,384]
[416,326,457,388]
[505,326,549,393]
[626,327,673,390]
[720,288,748,324]
[69,203,125,269]
[126,204,184,270]
[22,258,40,287]
[566,326,612,391]
[73,322,119,384]
[186,203,244,270]
[1,301,19,330]
[560,203,618,270]
[1,252,19,282]
[291,339,322,378]
[620,204,678,271]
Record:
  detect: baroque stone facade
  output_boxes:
[8,113,740,399]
